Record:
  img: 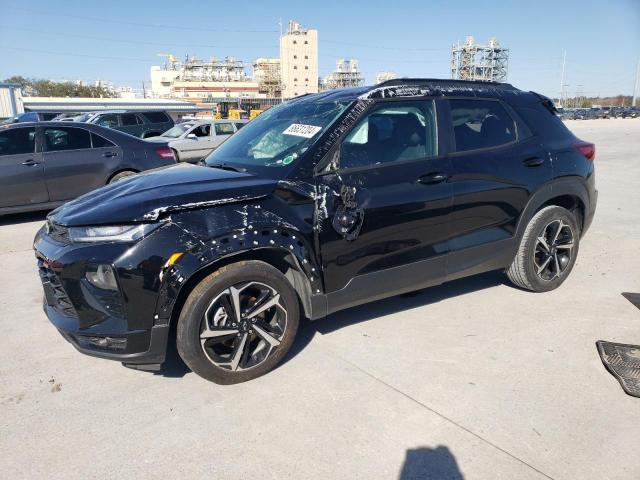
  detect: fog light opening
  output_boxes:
[86,264,119,290]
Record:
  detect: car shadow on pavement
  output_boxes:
[154,270,504,379]
[283,270,505,367]
[0,211,49,226]
[399,446,464,480]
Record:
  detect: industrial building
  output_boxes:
[279,20,319,98]
[450,36,509,82]
[321,59,364,90]
[253,58,281,98]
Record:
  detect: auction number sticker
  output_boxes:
[283,123,322,138]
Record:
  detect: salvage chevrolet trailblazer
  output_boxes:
[34,79,597,384]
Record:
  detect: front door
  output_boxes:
[0,126,47,207]
[316,99,452,311]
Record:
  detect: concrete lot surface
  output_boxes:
[1,119,639,479]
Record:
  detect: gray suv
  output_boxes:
[87,110,174,138]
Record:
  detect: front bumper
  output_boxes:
[33,223,180,366]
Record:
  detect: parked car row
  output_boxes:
[558,106,639,120]
[0,122,176,215]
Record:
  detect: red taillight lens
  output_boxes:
[156,148,175,160]
[572,141,595,161]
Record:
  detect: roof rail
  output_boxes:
[374,78,516,90]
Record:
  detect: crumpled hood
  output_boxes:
[49,163,275,226]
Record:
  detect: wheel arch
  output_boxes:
[515,179,590,241]
[167,247,316,332]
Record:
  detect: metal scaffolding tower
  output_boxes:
[321,59,364,90]
[451,36,509,82]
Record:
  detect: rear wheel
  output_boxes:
[506,206,580,292]
[108,170,137,183]
[176,261,299,384]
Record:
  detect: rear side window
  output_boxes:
[0,127,36,156]
[141,111,170,123]
[215,123,235,135]
[91,132,115,148]
[121,114,141,126]
[44,127,92,152]
[234,122,245,130]
[449,99,516,152]
[340,100,437,169]
[192,124,211,137]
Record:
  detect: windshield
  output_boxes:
[163,123,193,138]
[205,99,351,172]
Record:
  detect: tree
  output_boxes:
[2,76,118,98]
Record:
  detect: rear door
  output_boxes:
[42,126,114,201]
[213,122,236,148]
[0,126,47,207]
[443,97,551,278]
[317,99,452,308]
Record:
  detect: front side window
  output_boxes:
[44,127,92,152]
[192,124,211,137]
[95,114,119,128]
[0,127,36,156]
[163,123,193,138]
[214,123,235,135]
[449,99,516,152]
[340,100,437,170]
[206,98,350,172]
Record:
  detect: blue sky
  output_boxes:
[1,0,638,98]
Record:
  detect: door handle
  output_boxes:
[21,159,39,166]
[102,152,118,158]
[522,157,544,167]
[417,172,449,185]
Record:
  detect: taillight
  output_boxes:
[156,148,175,160]
[572,141,595,161]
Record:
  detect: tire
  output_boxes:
[108,170,137,184]
[176,261,300,384]
[506,205,580,292]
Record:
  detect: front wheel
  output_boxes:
[176,261,300,384]
[506,205,580,292]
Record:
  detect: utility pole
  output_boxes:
[633,56,639,107]
[559,50,566,106]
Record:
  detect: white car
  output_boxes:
[146,119,247,162]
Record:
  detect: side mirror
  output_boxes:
[187,133,197,139]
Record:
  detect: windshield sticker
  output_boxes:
[282,123,322,138]
[282,153,297,165]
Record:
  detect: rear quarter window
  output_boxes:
[141,112,170,123]
[515,105,575,142]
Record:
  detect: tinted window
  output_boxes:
[42,113,59,120]
[340,100,437,169]
[234,122,246,130]
[449,99,516,152]
[0,127,36,156]
[44,127,92,152]
[141,111,170,123]
[95,114,119,128]
[215,123,235,135]
[91,132,115,148]
[516,105,573,142]
[121,114,140,126]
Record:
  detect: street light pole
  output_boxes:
[633,56,639,107]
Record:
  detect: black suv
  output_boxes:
[33,79,597,384]
[87,110,174,138]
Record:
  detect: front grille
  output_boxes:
[38,260,77,317]
[46,220,70,244]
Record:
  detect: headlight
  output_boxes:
[69,223,160,243]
